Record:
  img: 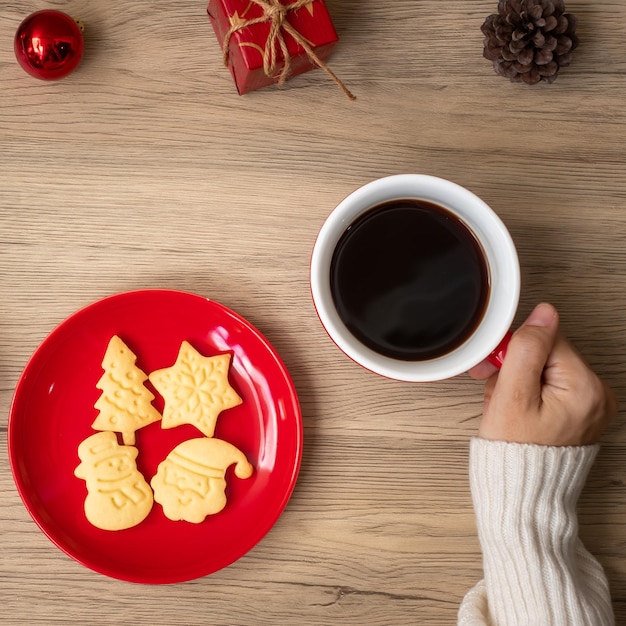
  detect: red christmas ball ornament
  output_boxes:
[14,10,84,80]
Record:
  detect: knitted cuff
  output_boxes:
[468,438,613,625]
[469,437,599,537]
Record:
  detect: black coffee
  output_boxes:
[330,199,490,361]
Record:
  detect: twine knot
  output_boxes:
[223,0,355,100]
[264,2,287,21]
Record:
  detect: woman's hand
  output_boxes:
[469,303,618,446]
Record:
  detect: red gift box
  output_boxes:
[207,0,353,98]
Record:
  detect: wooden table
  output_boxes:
[2,1,625,623]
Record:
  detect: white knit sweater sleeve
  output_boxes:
[458,438,614,626]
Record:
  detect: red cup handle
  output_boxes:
[486,330,513,369]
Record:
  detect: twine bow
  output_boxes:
[223,0,356,100]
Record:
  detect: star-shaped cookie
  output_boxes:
[148,342,242,437]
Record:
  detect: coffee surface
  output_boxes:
[330,200,490,361]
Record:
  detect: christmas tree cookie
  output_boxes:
[74,431,154,530]
[92,335,162,445]
[151,437,253,523]
[148,342,242,437]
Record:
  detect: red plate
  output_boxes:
[8,290,302,583]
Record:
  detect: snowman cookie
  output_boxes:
[74,431,154,530]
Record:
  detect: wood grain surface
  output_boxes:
[1,1,625,624]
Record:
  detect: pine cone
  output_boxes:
[481,0,578,85]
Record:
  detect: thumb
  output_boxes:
[497,303,559,408]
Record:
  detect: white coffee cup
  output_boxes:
[310,174,520,382]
